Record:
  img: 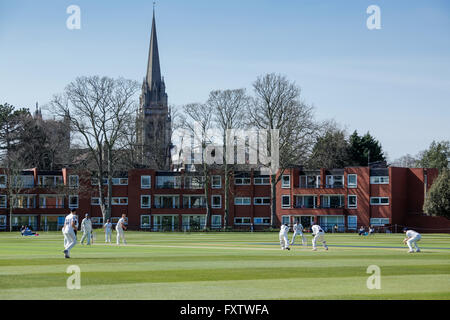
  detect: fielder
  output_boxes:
[290,221,306,246]
[116,213,127,245]
[62,209,78,258]
[279,223,290,250]
[80,213,92,245]
[104,218,112,243]
[311,224,328,251]
[403,228,422,253]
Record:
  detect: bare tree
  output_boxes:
[248,73,318,228]
[181,102,215,230]
[49,76,139,222]
[208,89,249,229]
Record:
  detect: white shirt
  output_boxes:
[116,217,126,231]
[63,213,77,233]
[279,224,289,235]
[104,222,112,232]
[406,230,420,239]
[293,223,303,232]
[81,218,92,232]
[311,225,324,235]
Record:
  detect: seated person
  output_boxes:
[22,226,37,236]
[358,226,365,236]
[368,226,375,235]
[20,225,26,236]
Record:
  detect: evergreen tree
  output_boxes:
[423,169,450,219]
[348,130,385,166]
[416,140,449,171]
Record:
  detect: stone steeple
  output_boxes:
[137,6,172,170]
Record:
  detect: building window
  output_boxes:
[299,175,320,188]
[234,197,251,205]
[281,215,290,225]
[13,195,36,208]
[156,176,181,189]
[0,175,7,188]
[38,175,64,187]
[211,215,222,228]
[91,177,108,186]
[348,195,357,209]
[39,195,64,208]
[370,218,390,226]
[184,176,205,189]
[154,195,180,208]
[112,178,128,185]
[13,175,34,188]
[183,195,206,208]
[348,215,357,230]
[370,197,389,205]
[347,174,357,188]
[326,175,344,188]
[0,195,6,208]
[370,176,389,184]
[211,195,222,208]
[281,175,291,188]
[141,195,151,208]
[68,175,79,188]
[111,197,128,205]
[294,195,317,208]
[0,215,6,227]
[234,217,251,225]
[141,215,151,229]
[254,197,270,205]
[212,176,222,189]
[141,176,151,189]
[254,217,270,225]
[234,177,251,185]
[68,195,79,209]
[254,176,270,185]
[320,195,345,208]
[281,195,291,208]
[91,197,100,205]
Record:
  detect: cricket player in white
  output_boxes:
[116,213,127,245]
[403,228,422,253]
[62,209,78,258]
[279,223,290,250]
[80,213,92,245]
[290,221,306,246]
[104,219,112,243]
[311,224,328,251]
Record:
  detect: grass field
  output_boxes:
[0,231,449,300]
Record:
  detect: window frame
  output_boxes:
[281,175,291,188]
[141,175,152,189]
[347,174,357,188]
[234,197,251,205]
[281,195,291,208]
[211,195,222,209]
[348,194,357,209]
[140,195,151,209]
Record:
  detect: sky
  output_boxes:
[0,0,449,161]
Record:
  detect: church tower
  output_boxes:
[137,8,172,170]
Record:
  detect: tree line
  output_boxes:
[1,74,448,226]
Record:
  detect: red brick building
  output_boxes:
[0,166,449,233]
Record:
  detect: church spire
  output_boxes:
[146,5,161,89]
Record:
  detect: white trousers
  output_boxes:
[105,230,112,243]
[407,235,421,251]
[63,230,77,254]
[312,232,327,249]
[279,233,289,249]
[116,228,126,245]
[291,231,306,245]
[80,230,91,245]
